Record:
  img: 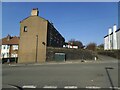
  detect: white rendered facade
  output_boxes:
[104,24,120,50]
[1,45,10,58]
[0,35,19,59]
[116,29,120,49]
[0,44,18,58]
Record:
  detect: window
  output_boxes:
[3,46,5,49]
[2,53,5,57]
[7,53,9,57]
[13,45,18,50]
[24,26,28,32]
[57,41,59,44]
[7,45,10,49]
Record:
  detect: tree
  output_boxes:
[97,44,104,50]
[86,42,97,51]
[68,39,84,49]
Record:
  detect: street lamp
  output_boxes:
[35,35,38,63]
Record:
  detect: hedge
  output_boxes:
[97,50,120,59]
[46,47,97,61]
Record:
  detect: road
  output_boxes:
[2,55,119,89]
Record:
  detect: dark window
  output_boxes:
[7,53,9,57]
[7,45,9,49]
[3,46,5,49]
[24,26,28,32]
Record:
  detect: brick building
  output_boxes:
[18,8,65,63]
[0,35,19,59]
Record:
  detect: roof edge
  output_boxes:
[104,35,108,38]
[20,15,47,23]
[116,28,120,32]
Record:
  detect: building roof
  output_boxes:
[20,15,47,23]
[104,35,108,38]
[2,35,19,45]
[116,28,120,32]
[104,28,120,38]
[110,32,113,35]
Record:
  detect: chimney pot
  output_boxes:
[7,34,11,41]
[31,8,39,16]
[108,27,112,35]
[113,24,117,32]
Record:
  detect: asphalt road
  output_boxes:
[2,55,119,89]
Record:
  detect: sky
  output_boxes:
[2,2,118,45]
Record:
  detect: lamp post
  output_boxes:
[35,35,38,63]
[14,50,17,63]
[14,52,16,63]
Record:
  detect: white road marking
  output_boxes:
[43,85,57,88]
[22,85,36,88]
[64,86,78,89]
[91,80,94,82]
[109,87,120,89]
[9,65,17,66]
[86,86,101,89]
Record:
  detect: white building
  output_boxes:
[63,44,78,49]
[63,42,79,49]
[0,35,19,59]
[104,24,120,50]
[116,28,120,49]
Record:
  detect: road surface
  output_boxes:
[2,55,119,89]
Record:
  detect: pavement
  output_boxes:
[3,55,118,66]
[2,55,119,89]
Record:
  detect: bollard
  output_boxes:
[94,57,97,61]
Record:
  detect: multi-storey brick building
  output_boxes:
[47,22,65,47]
[18,8,65,63]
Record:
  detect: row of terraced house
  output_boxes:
[0,35,19,59]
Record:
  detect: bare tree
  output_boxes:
[68,39,84,49]
[97,44,104,50]
[86,42,97,51]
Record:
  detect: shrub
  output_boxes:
[97,50,120,59]
[46,47,97,61]
[86,43,97,51]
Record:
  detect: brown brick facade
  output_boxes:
[18,9,65,63]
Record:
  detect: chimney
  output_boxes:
[31,8,39,16]
[113,24,117,33]
[7,34,11,41]
[108,27,112,50]
[108,27,112,35]
[113,24,117,49]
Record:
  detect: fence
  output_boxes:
[2,57,18,64]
